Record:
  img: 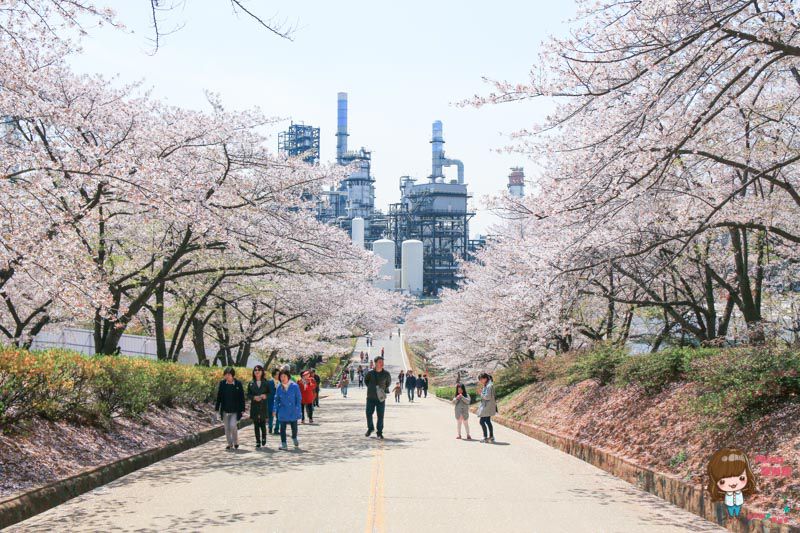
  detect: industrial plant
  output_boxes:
[279,92,524,297]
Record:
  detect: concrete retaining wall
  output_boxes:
[0,419,252,530]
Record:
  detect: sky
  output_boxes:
[70,0,577,236]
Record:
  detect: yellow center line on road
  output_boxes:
[365,441,386,533]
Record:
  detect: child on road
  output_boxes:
[452,383,472,440]
[393,381,402,403]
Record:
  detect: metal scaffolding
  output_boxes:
[278,123,320,165]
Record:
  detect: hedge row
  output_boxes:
[0,347,252,425]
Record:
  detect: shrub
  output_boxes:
[689,346,800,424]
[34,349,103,421]
[0,348,46,424]
[615,347,717,394]
[567,344,628,385]
[435,386,477,403]
[494,359,538,398]
[93,356,157,417]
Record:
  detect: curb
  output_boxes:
[0,418,253,530]
[489,414,798,533]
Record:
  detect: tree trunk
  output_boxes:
[153,282,167,360]
[192,317,209,366]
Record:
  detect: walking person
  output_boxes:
[416,375,423,398]
[422,373,429,398]
[298,371,316,424]
[405,371,416,402]
[398,370,405,388]
[369,360,374,371]
[311,368,321,408]
[247,365,270,449]
[339,373,350,398]
[380,347,385,357]
[476,373,497,443]
[393,381,402,403]
[364,356,392,439]
[453,383,472,440]
[273,369,302,450]
[357,366,364,388]
[214,367,245,450]
[349,365,355,382]
[270,368,281,434]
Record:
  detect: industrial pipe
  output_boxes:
[336,92,349,164]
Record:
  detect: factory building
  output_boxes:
[387,121,476,295]
[279,93,481,297]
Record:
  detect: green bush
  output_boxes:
[616,347,718,394]
[689,346,800,423]
[494,359,538,398]
[435,386,477,403]
[0,346,244,427]
[567,344,628,385]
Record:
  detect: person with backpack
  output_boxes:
[364,356,392,439]
[273,369,302,450]
[405,371,417,403]
[214,367,245,450]
[476,373,497,443]
[247,365,270,449]
[298,371,316,424]
[452,383,472,440]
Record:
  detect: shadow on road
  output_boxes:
[566,485,721,532]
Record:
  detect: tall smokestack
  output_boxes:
[336,92,349,164]
[431,120,444,181]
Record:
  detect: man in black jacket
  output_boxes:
[364,356,392,439]
[405,372,417,403]
[214,367,245,450]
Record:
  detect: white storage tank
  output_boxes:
[401,239,423,295]
[371,238,395,290]
[393,268,401,289]
[351,217,365,249]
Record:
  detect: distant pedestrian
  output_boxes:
[357,366,364,388]
[273,369,302,450]
[390,332,392,339]
[405,372,417,402]
[339,374,350,398]
[298,371,316,424]
[397,327,401,336]
[247,365,270,449]
[422,373,429,398]
[393,381,402,403]
[369,360,374,371]
[311,368,321,407]
[398,370,405,387]
[270,368,281,434]
[416,375,423,398]
[350,366,355,382]
[215,367,245,451]
[364,356,392,439]
[381,347,385,357]
[452,384,472,440]
[476,373,497,443]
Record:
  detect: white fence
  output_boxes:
[31,327,204,365]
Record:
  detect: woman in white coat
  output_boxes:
[476,373,497,443]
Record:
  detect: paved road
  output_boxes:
[9,331,723,533]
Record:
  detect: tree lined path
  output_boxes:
[9,332,722,532]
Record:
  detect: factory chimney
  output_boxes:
[430,120,464,184]
[508,167,525,198]
[336,92,349,164]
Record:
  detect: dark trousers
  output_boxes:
[407,387,414,401]
[254,418,267,443]
[480,417,494,438]
[314,391,320,407]
[279,420,298,443]
[423,388,428,398]
[366,398,385,434]
[302,403,314,422]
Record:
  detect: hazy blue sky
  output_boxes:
[71,1,577,235]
